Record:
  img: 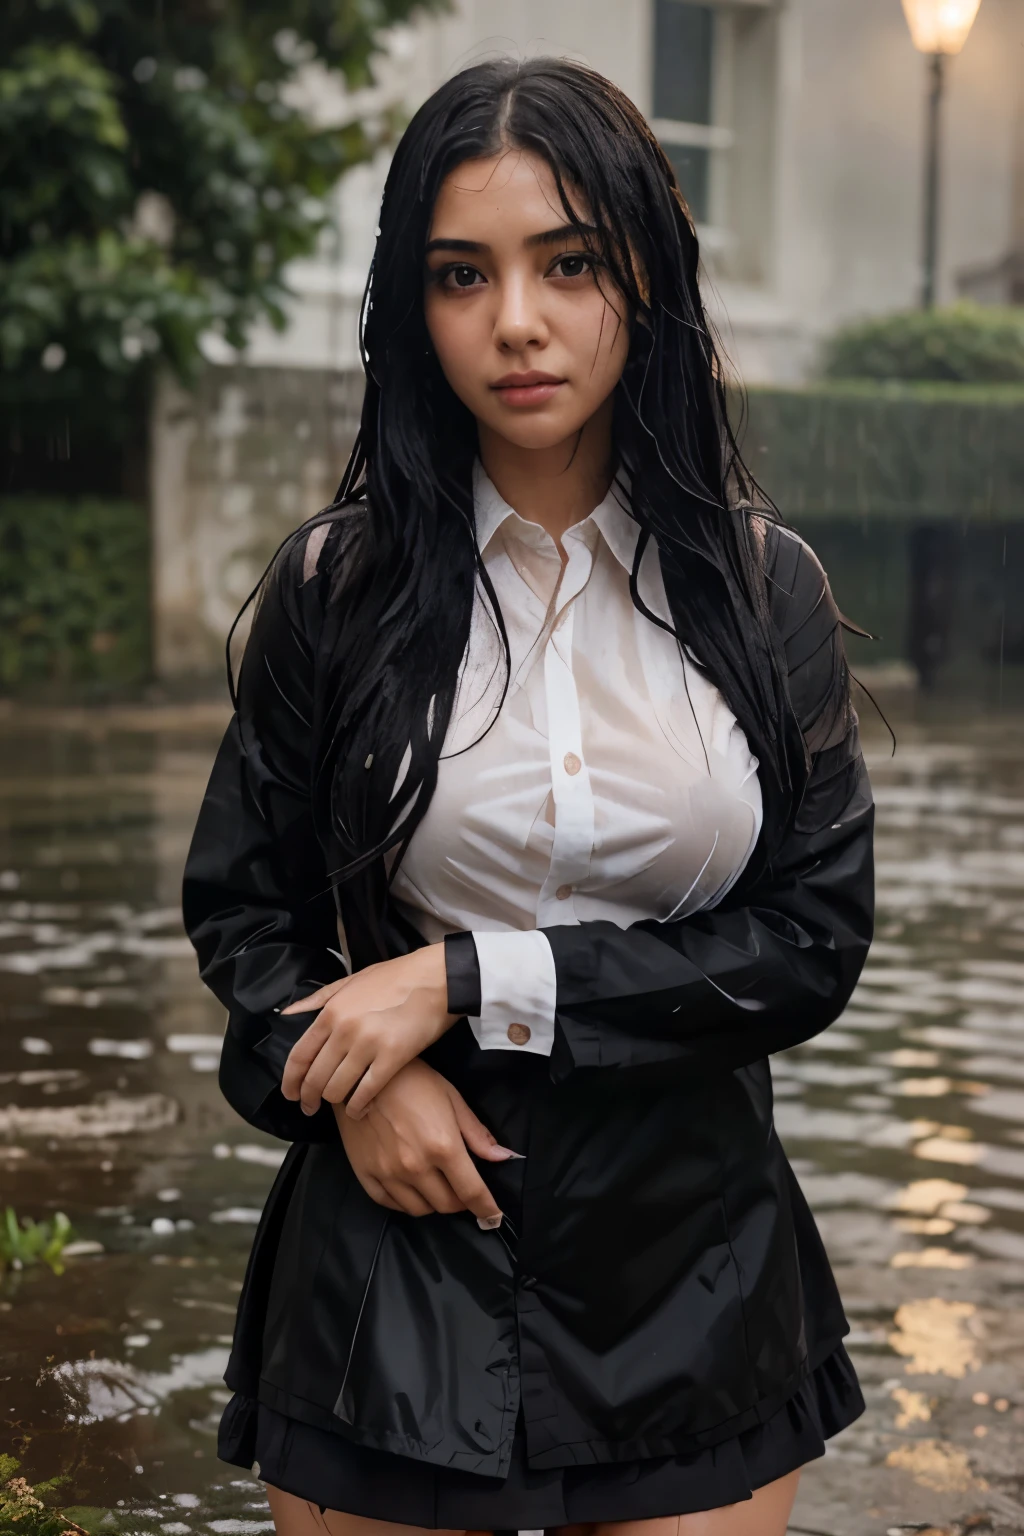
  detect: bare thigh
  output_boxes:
[264,1484,491,1536]
[265,1468,800,1536]
[551,1468,801,1536]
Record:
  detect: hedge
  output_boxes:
[0,496,149,689]
[738,380,1024,521]
[823,303,1024,384]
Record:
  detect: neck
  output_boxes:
[477,397,615,546]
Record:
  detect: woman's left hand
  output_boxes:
[279,945,456,1120]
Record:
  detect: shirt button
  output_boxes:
[556,884,573,901]
[507,1022,532,1046]
[563,751,582,776]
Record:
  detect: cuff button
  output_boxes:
[507,1022,532,1046]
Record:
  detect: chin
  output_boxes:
[483,412,589,452]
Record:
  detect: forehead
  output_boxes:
[428,148,591,235]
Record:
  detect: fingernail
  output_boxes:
[494,1147,526,1160]
[477,1213,503,1230]
[301,1104,315,1116]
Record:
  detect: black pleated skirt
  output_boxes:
[218,1342,862,1527]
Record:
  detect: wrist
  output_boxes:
[413,943,458,1028]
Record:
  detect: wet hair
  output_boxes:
[255,57,810,947]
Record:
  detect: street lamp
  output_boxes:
[901,0,983,308]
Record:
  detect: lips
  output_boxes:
[492,371,564,389]
[490,371,566,407]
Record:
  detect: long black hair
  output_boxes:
[263,57,809,943]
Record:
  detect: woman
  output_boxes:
[184,57,874,1536]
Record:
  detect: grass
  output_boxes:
[0,1209,74,1278]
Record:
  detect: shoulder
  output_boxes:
[237,498,369,709]
[739,510,854,757]
[255,499,370,642]
[742,513,837,650]
[272,499,370,603]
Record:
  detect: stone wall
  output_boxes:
[150,365,363,678]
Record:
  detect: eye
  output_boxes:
[439,263,485,290]
[551,253,595,280]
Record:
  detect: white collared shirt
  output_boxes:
[390,464,763,1056]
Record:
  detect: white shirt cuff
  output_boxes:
[470,930,557,1056]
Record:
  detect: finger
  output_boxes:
[438,1142,503,1225]
[358,1173,403,1212]
[280,1015,333,1101]
[345,1053,403,1120]
[449,1087,524,1162]
[383,1180,434,1218]
[410,1169,465,1216]
[281,976,351,1015]
[300,1039,369,1116]
[319,1046,377,1110]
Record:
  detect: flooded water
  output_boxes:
[2,696,1024,1536]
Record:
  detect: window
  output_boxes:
[651,0,778,284]
[652,1,717,226]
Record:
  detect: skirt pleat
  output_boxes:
[218,1342,863,1526]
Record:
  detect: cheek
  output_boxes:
[425,295,484,390]
[569,294,630,385]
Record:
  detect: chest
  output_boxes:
[394,536,763,929]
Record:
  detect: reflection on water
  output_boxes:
[2,701,1024,1534]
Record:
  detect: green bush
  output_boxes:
[0,496,149,690]
[823,303,1024,384]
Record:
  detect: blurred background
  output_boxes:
[3,3,1024,1535]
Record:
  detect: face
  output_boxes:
[423,149,631,454]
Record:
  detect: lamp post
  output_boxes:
[901,0,983,308]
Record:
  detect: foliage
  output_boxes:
[0,0,447,423]
[0,497,149,690]
[823,303,1024,384]
[0,1209,74,1277]
[0,1455,89,1536]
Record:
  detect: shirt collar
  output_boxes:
[472,460,641,573]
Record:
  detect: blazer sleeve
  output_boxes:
[182,525,346,1142]
[449,527,874,1079]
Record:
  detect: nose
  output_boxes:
[492,269,549,354]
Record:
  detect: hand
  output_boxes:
[335,1058,519,1224]
[280,944,455,1119]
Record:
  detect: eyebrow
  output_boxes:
[424,221,598,256]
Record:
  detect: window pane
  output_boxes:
[653,0,714,125]
[663,142,710,224]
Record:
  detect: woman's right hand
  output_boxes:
[334,1057,519,1227]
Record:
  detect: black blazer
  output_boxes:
[183,513,874,1475]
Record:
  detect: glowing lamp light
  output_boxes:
[900,0,982,55]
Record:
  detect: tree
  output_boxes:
[0,0,445,486]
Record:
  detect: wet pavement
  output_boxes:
[1,694,1024,1536]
